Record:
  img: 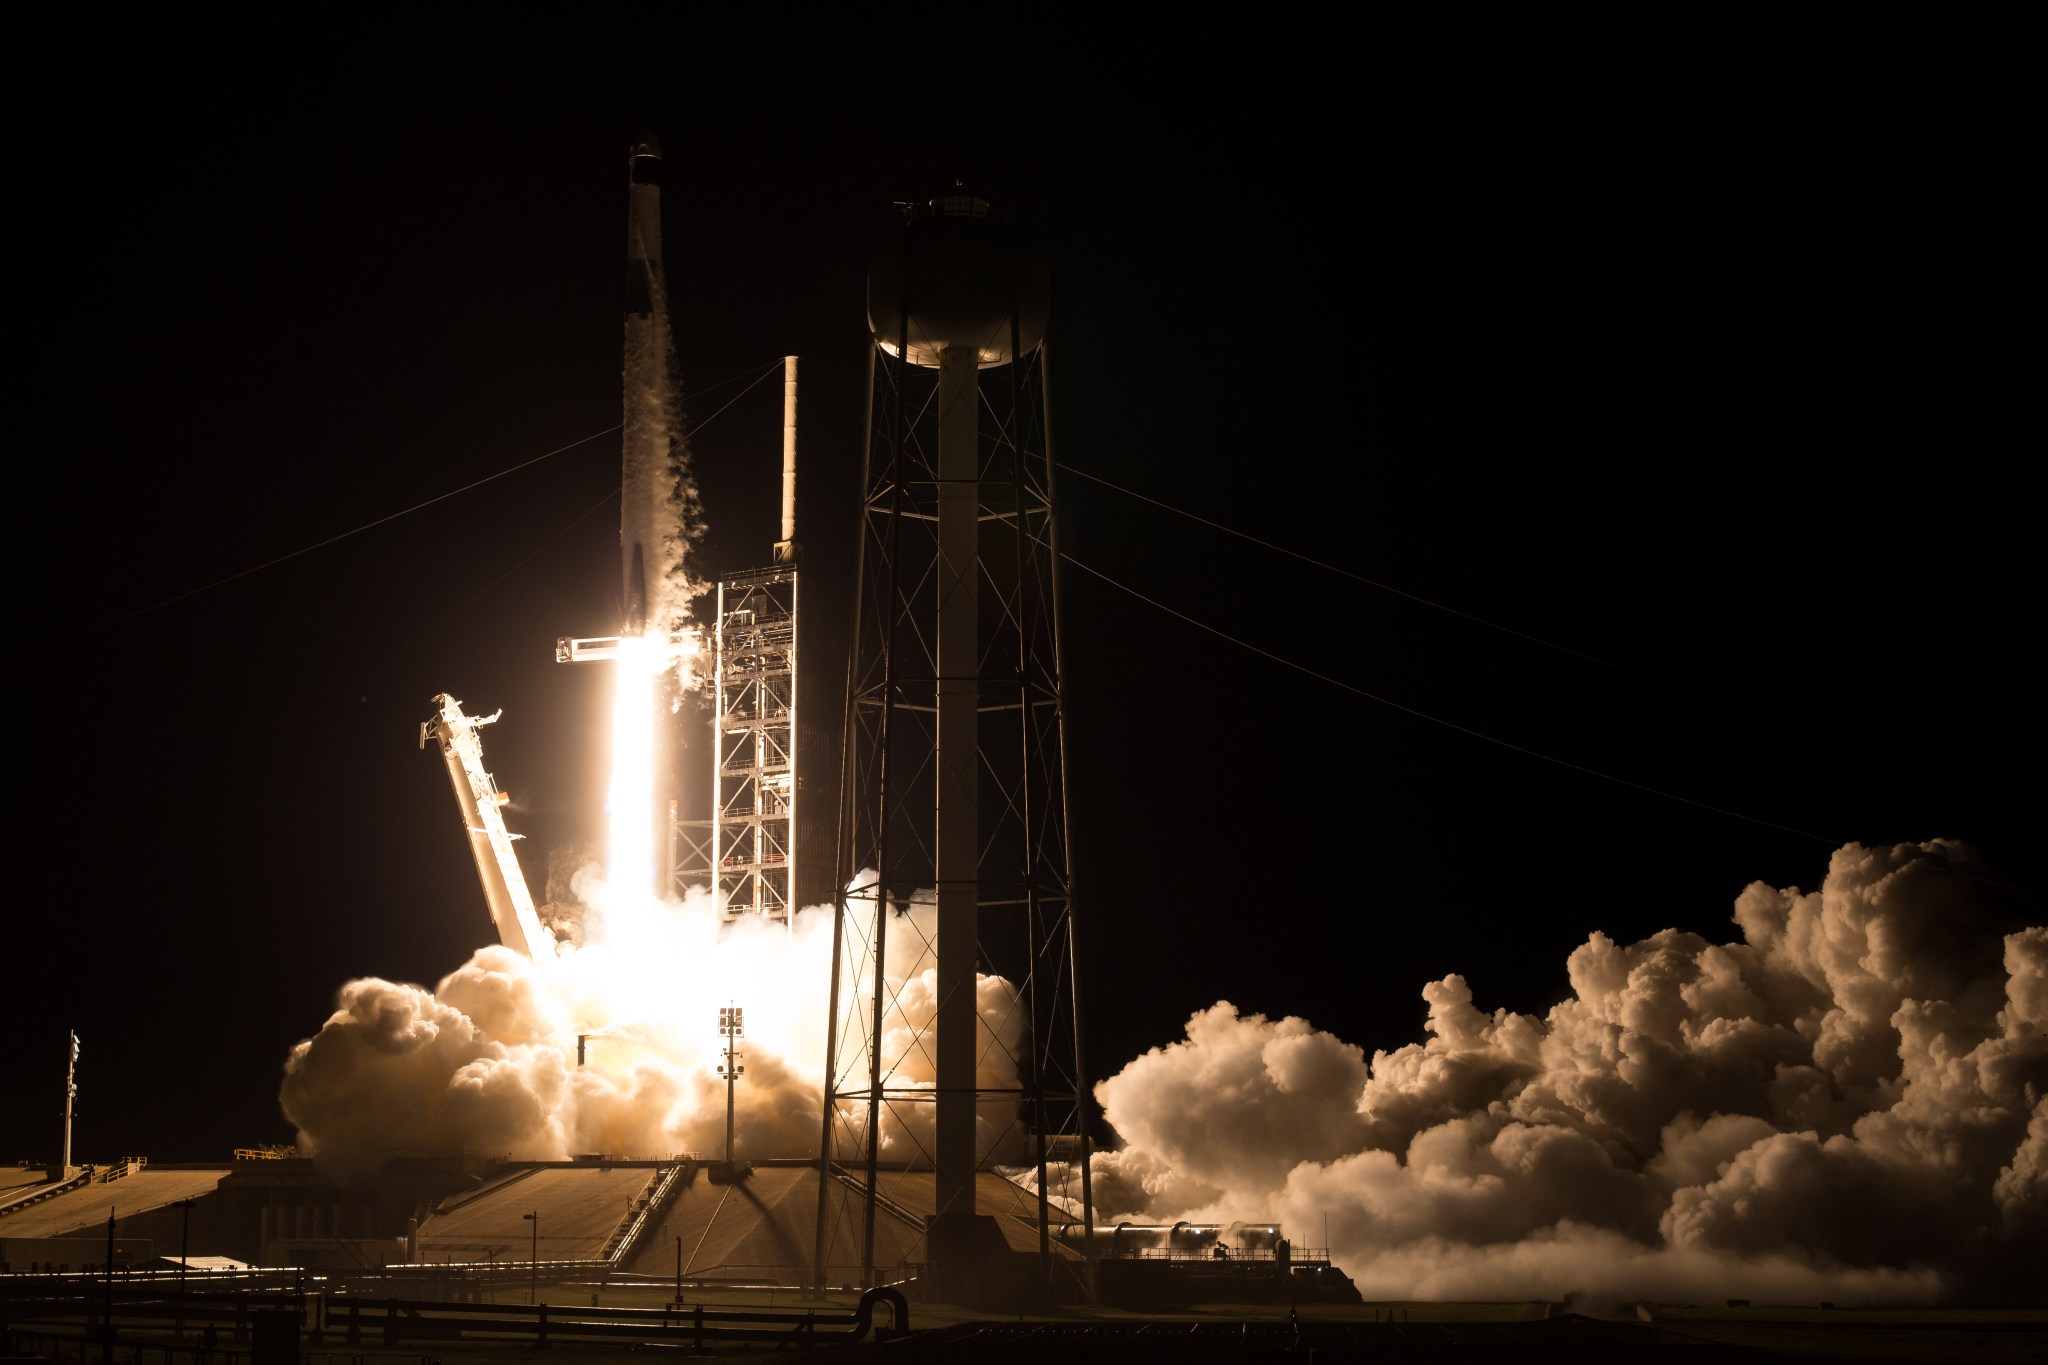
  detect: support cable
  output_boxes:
[1056,548,1841,847]
[23,424,621,654]
[1054,460,1808,731]
[30,356,793,658]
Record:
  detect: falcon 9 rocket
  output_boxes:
[621,131,675,636]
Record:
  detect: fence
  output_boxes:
[1,1279,910,1352]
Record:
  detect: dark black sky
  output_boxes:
[7,21,2036,1163]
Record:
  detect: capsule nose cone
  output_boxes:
[630,129,663,162]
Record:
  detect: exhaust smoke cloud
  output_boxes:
[284,829,2040,1304]
[280,885,1023,1181]
[1068,839,2045,1304]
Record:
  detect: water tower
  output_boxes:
[814,191,1092,1300]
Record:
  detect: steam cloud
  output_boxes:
[285,838,2043,1304]
[1068,839,2045,1305]
[281,882,1022,1180]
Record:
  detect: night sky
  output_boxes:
[7,22,2036,1164]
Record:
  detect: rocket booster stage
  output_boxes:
[621,132,671,636]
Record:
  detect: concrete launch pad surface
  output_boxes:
[0,1168,230,1238]
[873,1169,1082,1256]
[635,1165,822,1280]
[417,1164,664,1263]
[615,1165,1080,1282]
[1,1166,48,1197]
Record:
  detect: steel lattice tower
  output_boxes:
[814,193,1092,1298]
[671,359,803,924]
[708,565,797,922]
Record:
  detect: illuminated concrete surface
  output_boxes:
[0,1167,49,1199]
[416,1164,665,1263]
[0,1168,230,1238]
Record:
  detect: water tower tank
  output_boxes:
[869,193,1049,368]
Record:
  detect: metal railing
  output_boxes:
[1,1280,911,1350]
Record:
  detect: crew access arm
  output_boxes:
[420,693,549,959]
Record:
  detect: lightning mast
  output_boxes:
[62,1031,79,1176]
[814,191,1090,1299]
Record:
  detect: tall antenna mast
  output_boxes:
[775,356,798,564]
[62,1030,79,1175]
[815,189,1091,1300]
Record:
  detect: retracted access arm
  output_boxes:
[420,693,549,959]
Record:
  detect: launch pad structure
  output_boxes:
[814,190,1092,1301]
[672,360,802,926]
[417,144,1093,1303]
[421,694,549,959]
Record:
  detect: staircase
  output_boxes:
[600,1162,690,1266]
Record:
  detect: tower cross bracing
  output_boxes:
[710,566,798,924]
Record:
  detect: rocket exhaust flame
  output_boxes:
[279,881,1023,1185]
[605,633,659,904]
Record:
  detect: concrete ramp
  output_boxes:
[627,1166,1079,1284]
[1,1167,49,1199]
[416,1163,670,1264]
[0,1168,230,1239]
[635,1167,831,1283]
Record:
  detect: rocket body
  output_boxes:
[622,133,672,636]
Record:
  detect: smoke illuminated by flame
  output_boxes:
[1049,839,2046,1306]
[284,599,1024,1187]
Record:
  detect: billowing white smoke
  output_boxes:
[1074,840,2046,1305]
[280,881,1022,1181]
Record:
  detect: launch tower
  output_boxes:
[814,192,1091,1299]
[673,360,802,924]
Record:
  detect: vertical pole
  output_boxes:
[712,579,726,902]
[674,1235,682,1305]
[933,343,980,1235]
[101,1207,115,1363]
[1040,346,1094,1246]
[63,1032,79,1174]
[814,344,875,1293]
[753,697,766,916]
[862,305,916,1287]
[176,1200,191,1338]
[778,356,798,552]
[1009,328,1053,1289]
[861,885,886,1284]
[666,798,678,899]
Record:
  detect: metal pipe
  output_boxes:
[933,341,980,1229]
[813,342,878,1293]
[778,356,798,554]
[63,1032,78,1175]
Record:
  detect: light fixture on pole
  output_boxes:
[718,1005,744,1168]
